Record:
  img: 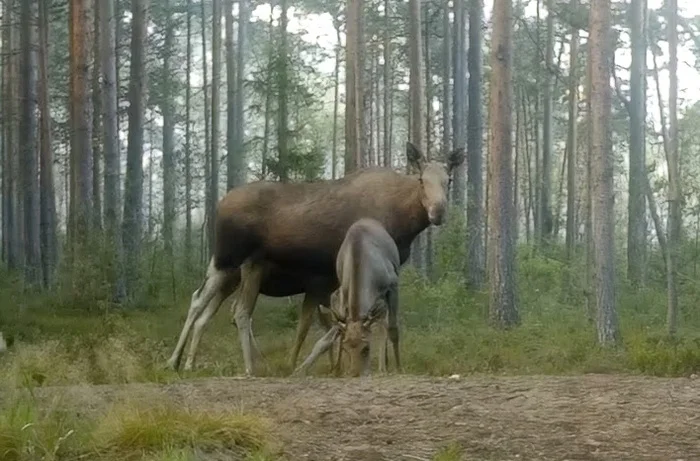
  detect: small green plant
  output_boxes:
[433,442,463,461]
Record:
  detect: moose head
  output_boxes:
[405,142,465,226]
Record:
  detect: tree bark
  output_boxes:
[277,0,290,180]
[488,0,520,328]
[184,0,193,267]
[383,0,392,169]
[541,0,554,240]
[92,0,102,231]
[627,0,647,287]
[20,0,41,284]
[200,0,210,262]
[162,0,176,260]
[589,0,620,345]
[565,3,579,261]
[121,0,148,300]
[451,0,466,206]
[233,0,248,186]
[209,0,221,253]
[466,0,485,288]
[667,0,680,336]
[70,0,94,252]
[38,0,57,287]
[345,0,364,174]
[331,15,341,178]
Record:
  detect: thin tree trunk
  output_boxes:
[627,0,647,287]
[277,0,290,179]
[1,0,12,266]
[667,0,680,336]
[70,0,94,251]
[331,16,341,178]
[38,0,57,287]
[162,0,176,259]
[565,4,579,260]
[184,0,193,267]
[451,0,466,207]
[121,0,148,300]
[541,0,554,240]
[233,0,248,186]
[442,0,451,166]
[589,0,620,345]
[21,0,40,284]
[383,0,392,169]
[208,0,221,253]
[345,0,364,174]
[92,0,102,231]
[489,0,520,328]
[424,9,434,280]
[100,0,124,301]
[261,4,274,178]
[225,0,236,189]
[200,0,210,262]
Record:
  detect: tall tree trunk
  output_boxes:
[70,0,94,253]
[261,4,274,178]
[332,15,341,178]
[627,0,647,288]
[233,0,248,186]
[466,0,485,288]
[408,0,426,274]
[209,0,221,253]
[184,0,193,267]
[121,0,148,300]
[424,10,434,280]
[451,0,466,206]
[345,0,364,174]
[38,0,57,287]
[489,0,520,328]
[589,0,620,345]
[541,0,554,240]
[442,0,451,165]
[277,0,290,180]
[225,0,237,188]
[20,0,40,284]
[92,0,102,231]
[100,0,124,300]
[565,3,579,261]
[3,0,19,270]
[382,0,392,168]
[667,0,680,336]
[200,0,210,262]
[162,0,176,260]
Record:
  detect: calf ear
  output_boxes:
[320,304,346,329]
[362,301,384,328]
[406,141,426,174]
[445,147,466,175]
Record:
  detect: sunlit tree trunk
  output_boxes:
[92,0,102,231]
[565,0,579,262]
[184,0,193,267]
[451,0,466,206]
[234,0,248,185]
[162,0,176,260]
[488,0,520,328]
[589,0,620,345]
[541,0,554,240]
[208,0,222,253]
[345,0,364,174]
[382,0,392,168]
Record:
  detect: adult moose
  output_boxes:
[166,142,464,375]
[294,218,401,377]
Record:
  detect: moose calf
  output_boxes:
[294,218,401,377]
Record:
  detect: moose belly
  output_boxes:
[262,245,338,277]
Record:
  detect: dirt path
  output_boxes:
[27,374,700,460]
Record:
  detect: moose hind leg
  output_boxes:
[289,294,318,370]
[232,261,264,376]
[166,261,229,370]
[316,301,336,372]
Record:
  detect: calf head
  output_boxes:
[406,141,465,226]
[321,293,384,377]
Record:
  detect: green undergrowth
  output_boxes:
[0,390,276,461]
[2,230,700,387]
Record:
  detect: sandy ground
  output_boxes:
[21,374,700,460]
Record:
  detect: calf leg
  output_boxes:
[293,326,340,376]
[377,312,389,374]
[167,260,230,371]
[316,303,336,372]
[387,285,401,372]
[232,261,264,376]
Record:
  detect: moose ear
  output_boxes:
[406,141,426,174]
[445,147,466,174]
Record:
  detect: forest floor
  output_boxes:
[20,373,700,460]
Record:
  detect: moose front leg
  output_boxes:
[386,285,401,372]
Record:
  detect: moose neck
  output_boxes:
[389,174,430,257]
